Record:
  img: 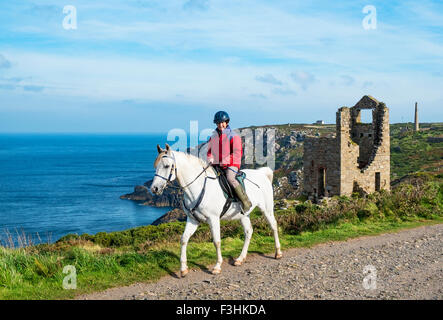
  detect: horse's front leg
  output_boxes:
[234,216,253,266]
[180,217,199,277]
[208,217,222,274]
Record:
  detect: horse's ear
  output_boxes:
[165,143,171,153]
[157,144,164,154]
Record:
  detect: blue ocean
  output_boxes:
[0,133,173,245]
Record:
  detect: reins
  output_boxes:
[225,166,261,189]
[154,153,214,190]
[154,153,216,221]
[154,152,260,222]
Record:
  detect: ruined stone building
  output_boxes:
[303,95,390,199]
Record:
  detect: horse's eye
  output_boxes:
[164,165,170,169]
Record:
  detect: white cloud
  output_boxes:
[183,0,209,11]
[362,81,373,89]
[0,54,11,69]
[250,93,267,99]
[290,71,316,90]
[1,0,442,125]
[255,74,283,85]
[23,85,45,92]
[340,75,355,86]
[3,49,442,121]
[5,1,443,74]
[272,88,296,96]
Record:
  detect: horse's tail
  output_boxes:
[258,166,273,184]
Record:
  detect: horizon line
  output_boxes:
[0,121,441,135]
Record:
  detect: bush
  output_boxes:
[273,178,442,235]
[50,177,442,251]
[295,203,308,213]
[94,232,112,247]
[57,234,80,243]
[357,202,379,220]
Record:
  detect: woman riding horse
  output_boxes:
[206,111,252,212]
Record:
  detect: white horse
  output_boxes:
[150,143,282,276]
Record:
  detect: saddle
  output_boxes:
[212,166,247,216]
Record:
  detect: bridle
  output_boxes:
[154,154,178,185]
[154,152,213,190]
[153,152,216,222]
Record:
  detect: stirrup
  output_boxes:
[239,200,251,215]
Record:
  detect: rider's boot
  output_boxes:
[233,185,252,213]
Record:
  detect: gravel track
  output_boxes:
[78,224,443,300]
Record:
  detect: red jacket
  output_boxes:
[207,126,242,169]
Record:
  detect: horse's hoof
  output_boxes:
[275,252,283,259]
[234,259,243,266]
[180,269,189,277]
[211,268,221,275]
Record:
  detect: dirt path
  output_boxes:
[78,224,443,300]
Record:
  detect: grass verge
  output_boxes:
[0,175,441,300]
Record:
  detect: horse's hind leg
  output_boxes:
[180,217,199,277]
[208,218,223,274]
[234,216,253,266]
[261,206,282,259]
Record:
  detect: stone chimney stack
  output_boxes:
[414,102,419,131]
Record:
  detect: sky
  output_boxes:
[0,0,442,133]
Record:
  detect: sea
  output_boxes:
[0,133,175,245]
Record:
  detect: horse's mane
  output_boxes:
[154,149,211,173]
[153,151,167,168]
[176,151,209,168]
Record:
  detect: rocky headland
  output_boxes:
[120,180,183,208]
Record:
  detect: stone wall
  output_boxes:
[337,106,360,195]
[303,137,340,198]
[303,95,390,200]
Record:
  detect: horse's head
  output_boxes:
[150,143,177,195]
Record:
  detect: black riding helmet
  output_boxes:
[213,111,230,124]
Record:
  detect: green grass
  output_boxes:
[1,216,441,300]
[0,175,441,300]
[390,123,443,179]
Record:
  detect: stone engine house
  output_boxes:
[303,95,390,199]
